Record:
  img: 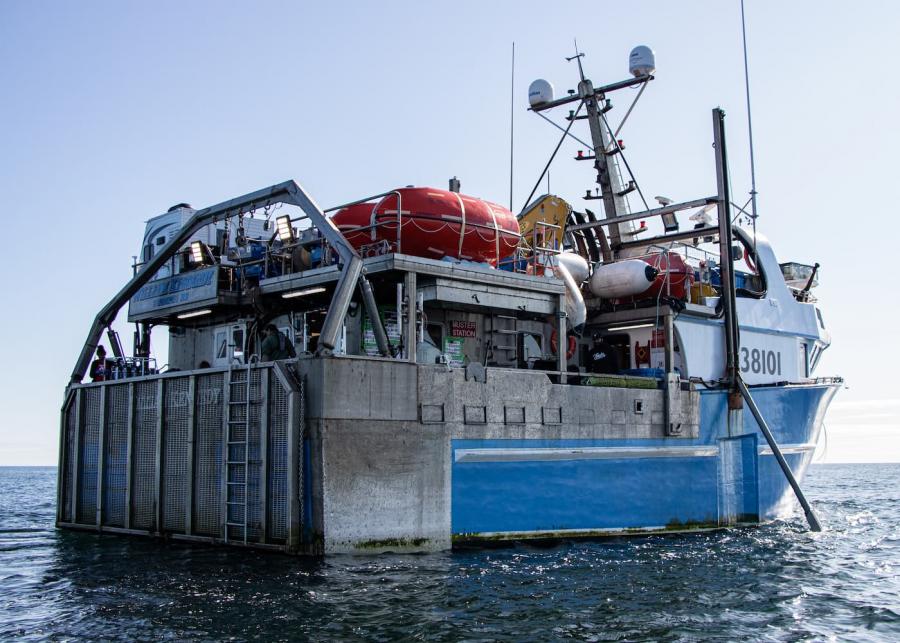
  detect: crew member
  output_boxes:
[260,324,295,361]
[90,346,111,381]
[588,333,618,374]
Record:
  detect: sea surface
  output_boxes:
[1,464,898,642]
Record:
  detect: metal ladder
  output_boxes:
[224,361,253,543]
[490,314,518,363]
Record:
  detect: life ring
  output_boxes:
[550,329,576,359]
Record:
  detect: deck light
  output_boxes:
[177,309,212,319]
[605,322,654,332]
[282,286,327,299]
[190,241,206,264]
[276,215,295,242]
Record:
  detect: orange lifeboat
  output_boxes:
[331,187,520,266]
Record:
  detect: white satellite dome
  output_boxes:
[528,79,554,108]
[629,46,656,77]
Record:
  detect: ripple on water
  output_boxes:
[1,465,900,641]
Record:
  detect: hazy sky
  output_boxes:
[1,1,897,465]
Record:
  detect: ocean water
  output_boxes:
[1,465,898,642]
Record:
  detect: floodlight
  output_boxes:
[276,215,295,242]
[177,309,212,319]
[282,286,327,299]
[190,241,205,264]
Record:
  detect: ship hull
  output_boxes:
[56,356,839,555]
[450,383,838,543]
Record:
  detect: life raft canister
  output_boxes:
[331,187,520,265]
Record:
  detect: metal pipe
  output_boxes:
[738,379,822,531]
[318,256,363,352]
[358,272,391,357]
[405,272,417,363]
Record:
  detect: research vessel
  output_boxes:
[56,47,839,554]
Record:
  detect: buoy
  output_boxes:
[589,259,659,298]
[554,252,590,283]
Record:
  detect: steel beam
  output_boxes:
[96,385,107,528]
[124,382,134,530]
[70,180,360,383]
[567,197,716,233]
[259,367,270,543]
[71,388,83,524]
[185,375,196,536]
[154,379,164,533]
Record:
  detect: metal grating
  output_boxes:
[132,381,158,531]
[76,388,101,524]
[245,368,263,543]
[62,396,78,524]
[194,373,224,537]
[162,377,190,533]
[60,364,300,551]
[102,384,130,527]
[268,371,290,542]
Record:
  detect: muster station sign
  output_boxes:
[451,320,477,338]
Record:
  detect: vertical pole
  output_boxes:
[221,369,231,541]
[713,108,744,435]
[124,382,134,530]
[713,108,740,390]
[57,389,74,524]
[509,41,515,212]
[663,313,675,433]
[579,80,632,246]
[96,385,107,529]
[286,382,301,552]
[185,375,196,536]
[405,272,417,363]
[154,378,164,533]
[71,388,83,523]
[259,367,270,543]
[556,295,567,384]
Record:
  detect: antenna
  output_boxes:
[509,42,515,211]
[567,38,586,81]
[741,0,759,238]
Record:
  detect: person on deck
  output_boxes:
[90,346,111,381]
[588,333,618,375]
[260,324,295,361]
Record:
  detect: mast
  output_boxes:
[528,47,653,253]
[572,53,632,247]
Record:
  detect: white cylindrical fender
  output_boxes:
[552,261,587,335]
[589,259,658,298]
[554,251,590,283]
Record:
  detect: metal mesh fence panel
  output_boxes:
[194,373,224,537]
[245,368,262,543]
[132,381,158,531]
[76,388,101,524]
[162,377,190,533]
[102,384,130,527]
[62,395,78,524]
[268,370,290,543]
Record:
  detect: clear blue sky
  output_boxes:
[1,0,897,464]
